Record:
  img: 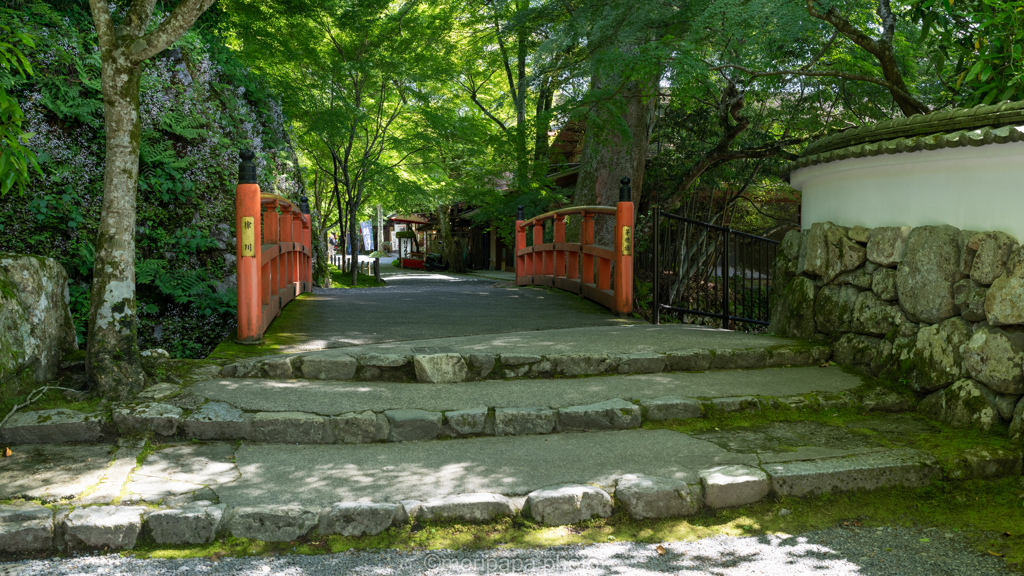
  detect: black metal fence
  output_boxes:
[637,206,779,329]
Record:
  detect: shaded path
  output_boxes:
[266,267,640,352]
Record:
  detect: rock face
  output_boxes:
[0,254,77,382]
[896,225,964,324]
[968,231,1017,285]
[961,325,1024,395]
[556,399,640,431]
[416,493,518,523]
[867,226,911,267]
[918,379,1001,431]
[413,354,469,383]
[0,409,105,444]
[851,291,907,336]
[803,222,865,284]
[814,285,861,334]
[908,317,971,393]
[699,465,769,509]
[228,505,318,541]
[954,279,988,321]
[113,402,183,436]
[985,246,1024,326]
[770,277,817,338]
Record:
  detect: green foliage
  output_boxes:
[913,0,1024,105]
[0,1,302,359]
[0,10,42,195]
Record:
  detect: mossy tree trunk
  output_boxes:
[87,0,216,399]
[572,72,658,246]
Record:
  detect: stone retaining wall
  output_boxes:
[770,222,1024,439]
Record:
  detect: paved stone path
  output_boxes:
[276,267,640,352]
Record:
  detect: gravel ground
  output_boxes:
[7,526,1017,575]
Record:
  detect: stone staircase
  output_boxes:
[2,324,1022,556]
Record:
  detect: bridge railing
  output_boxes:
[235,150,313,343]
[515,177,634,315]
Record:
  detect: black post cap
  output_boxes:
[299,195,310,215]
[517,205,524,220]
[238,149,257,185]
[619,176,632,202]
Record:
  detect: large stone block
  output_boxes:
[261,356,297,379]
[416,493,518,523]
[699,465,769,509]
[766,450,939,497]
[961,325,1024,395]
[0,502,53,552]
[525,484,612,526]
[414,354,469,383]
[330,411,389,443]
[385,409,442,442]
[227,505,318,541]
[665,350,712,372]
[639,396,702,421]
[1010,398,1024,441]
[615,474,701,520]
[896,225,964,324]
[850,291,907,337]
[866,226,911,267]
[183,401,250,440]
[113,402,183,436]
[248,412,334,444]
[803,222,865,284]
[831,333,882,368]
[710,348,768,369]
[147,502,225,544]
[318,502,397,536]
[299,353,358,380]
[444,407,491,436]
[64,506,148,550]
[550,354,613,376]
[557,399,641,431]
[985,246,1024,326]
[908,317,972,393]
[918,379,1001,431]
[769,277,818,339]
[871,267,898,301]
[968,231,1018,285]
[494,407,556,436]
[814,284,861,334]
[954,278,988,322]
[0,254,77,383]
[946,446,1023,480]
[0,409,105,444]
[615,353,666,374]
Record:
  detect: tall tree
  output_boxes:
[86,0,216,397]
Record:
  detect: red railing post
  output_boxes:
[554,214,565,278]
[533,219,544,277]
[515,206,527,279]
[614,177,634,315]
[236,150,262,343]
[581,212,595,285]
[264,201,280,299]
[280,207,295,297]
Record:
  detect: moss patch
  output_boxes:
[328,266,386,289]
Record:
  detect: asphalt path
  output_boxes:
[273,267,640,352]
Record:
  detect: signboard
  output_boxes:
[241,217,256,257]
[360,221,374,251]
[621,226,632,256]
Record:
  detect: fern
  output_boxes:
[160,110,208,139]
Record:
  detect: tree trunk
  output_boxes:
[573,73,658,246]
[349,201,360,286]
[438,204,465,273]
[87,52,146,398]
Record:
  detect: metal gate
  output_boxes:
[639,206,779,329]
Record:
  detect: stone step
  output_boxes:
[0,429,981,553]
[217,325,831,383]
[0,366,869,446]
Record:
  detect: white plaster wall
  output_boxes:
[790,139,1024,241]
